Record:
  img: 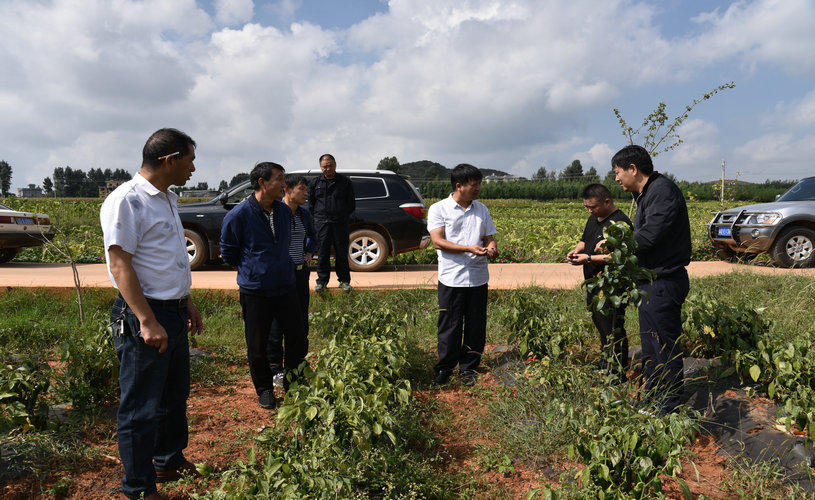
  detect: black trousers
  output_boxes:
[638,269,689,414]
[587,290,628,372]
[435,282,488,373]
[240,290,307,395]
[315,220,351,284]
[267,266,310,370]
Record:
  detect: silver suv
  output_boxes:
[708,176,815,268]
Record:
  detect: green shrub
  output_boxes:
[0,358,51,431]
[56,320,119,414]
[502,289,582,360]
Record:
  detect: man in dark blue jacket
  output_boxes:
[220,162,306,410]
[612,145,691,415]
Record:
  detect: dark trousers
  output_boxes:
[435,282,488,373]
[587,290,628,372]
[267,266,311,370]
[111,296,190,500]
[240,290,307,395]
[315,219,351,284]
[638,269,689,414]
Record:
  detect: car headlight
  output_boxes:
[745,212,782,225]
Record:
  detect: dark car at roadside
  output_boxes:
[177,169,429,272]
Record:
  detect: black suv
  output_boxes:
[178,169,429,272]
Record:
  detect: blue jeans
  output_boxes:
[111,295,190,499]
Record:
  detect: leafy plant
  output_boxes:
[503,289,582,360]
[56,320,119,413]
[681,294,769,376]
[0,358,52,431]
[569,389,699,498]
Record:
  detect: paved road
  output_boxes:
[1,261,813,291]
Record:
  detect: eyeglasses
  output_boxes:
[157,151,180,160]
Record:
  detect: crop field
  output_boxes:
[1,271,814,498]
[2,197,736,265]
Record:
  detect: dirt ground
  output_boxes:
[1,357,758,500]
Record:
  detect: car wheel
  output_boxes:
[184,229,209,271]
[771,226,815,268]
[0,248,18,263]
[348,229,389,272]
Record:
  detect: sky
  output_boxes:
[1,0,814,193]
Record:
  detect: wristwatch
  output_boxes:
[587,254,591,263]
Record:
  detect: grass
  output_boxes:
[1,272,815,497]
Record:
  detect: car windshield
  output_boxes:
[777,178,815,202]
[0,203,9,210]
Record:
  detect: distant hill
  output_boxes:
[398,160,510,180]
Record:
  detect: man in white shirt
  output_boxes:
[427,164,498,386]
[100,128,204,500]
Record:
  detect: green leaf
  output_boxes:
[749,364,761,382]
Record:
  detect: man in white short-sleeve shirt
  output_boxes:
[427,164,497,387]
[100,128,203,500]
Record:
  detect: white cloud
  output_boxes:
[734,133,815,164]
[685,0,815,74]
[769,89,815,128]
[575,144,615,173]
[214,0,255,26]
[0,0,813,190]
[669,119,721,165]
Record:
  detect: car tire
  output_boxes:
[184,229,208,271]
[348,229,389,272]
[771,226,815,268]
[0,248,18,263]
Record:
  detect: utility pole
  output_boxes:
[720,160,726,210]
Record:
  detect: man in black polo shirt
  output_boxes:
[612,145,692,414]
[308,153,355,292]
[567,183,632,381]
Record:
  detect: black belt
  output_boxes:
[145,296,188,309]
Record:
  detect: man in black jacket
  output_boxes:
[567,183,632,381]
[612,145,691,414]
[308,154,355,292]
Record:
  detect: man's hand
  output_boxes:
[187,299,203,336]
[139,317,169,353]
[468,244,488,256]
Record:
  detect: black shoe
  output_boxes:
[433,369,452,385]
[258,389,276,409]
[460,369,477,387]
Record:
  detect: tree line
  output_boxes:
[44,167,133,197]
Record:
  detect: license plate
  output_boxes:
[718,227,731,237]
[15,217,34,225]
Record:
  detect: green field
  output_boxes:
[1,272,814,497]
[2,197,736,265]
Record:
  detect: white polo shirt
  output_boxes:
[427,194,497,287]
[100,173,191,300]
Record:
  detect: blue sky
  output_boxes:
[1,0,813,193]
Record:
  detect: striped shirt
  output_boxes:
[289,210,307,265]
